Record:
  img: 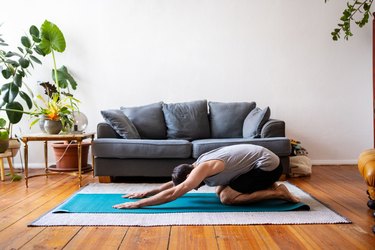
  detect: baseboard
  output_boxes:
[311,160,357,165]
[8,162,93,169]
[6,160,358,169]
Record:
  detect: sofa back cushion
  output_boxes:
[162,100,210,140]
[121,102,167,139]
[243,106,271,138]
[100,110,141,139]
[209,101,256,138]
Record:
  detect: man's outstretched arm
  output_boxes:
[122,181,174,199]
[113,162,215,209]
[113,182,193,209]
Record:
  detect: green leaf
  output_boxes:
[29,55,42,64]
[2,69,12,79]
[19,58,29,69]
[17,69,25,77]
[32,36,41,43]
[26,48,33,54]
[5,59,19,67]
[17,47,24,53]
[21,36,31,48]
[5,51,16,57]
[19,91,33,109]
[39,20,66,55]
[0,118,6,128]
[6,102,23,124]
[11,174,22,181]
[29,25,39,37]
[1,82,18,103]
[34,46,45,56]
[53,65,77,90]
[14,73,22,86]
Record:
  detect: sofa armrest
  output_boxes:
[261,119,285,138]
[97,122,121,138]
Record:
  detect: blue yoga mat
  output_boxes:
[53,193,310,214]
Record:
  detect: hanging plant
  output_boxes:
[326,0,374,40]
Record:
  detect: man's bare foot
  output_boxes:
[275,184,300,203]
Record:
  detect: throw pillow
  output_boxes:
[162,100,210,140]
[243,106,271,138]
[121,102,167,139]
[208,101,256,138]
[100,110,140,139]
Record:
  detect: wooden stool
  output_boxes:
[0,150,14,181]
[358,149,375,233]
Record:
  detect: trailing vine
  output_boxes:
[326,0,374,40]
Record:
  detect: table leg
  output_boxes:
[24,141,29,188]
[0,158,4,181]
[91,134,95,177]
[77,140,82,187]
[7,157,14,176]
[44,141,48,177]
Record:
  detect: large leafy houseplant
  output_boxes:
[0,25,43,133]
[30,20,79,132]
[1,20,79,133]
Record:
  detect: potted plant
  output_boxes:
[30,20,89,171]
[27,20,79,134]
[0,118,9,153]
[0,24,43,156]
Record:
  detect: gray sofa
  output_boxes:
[92,100,291,180]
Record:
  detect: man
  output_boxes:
[113,144,300,209]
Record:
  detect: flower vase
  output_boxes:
[44,119,62,134]
[39,116,46,133]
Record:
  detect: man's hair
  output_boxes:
[171,164,194,186]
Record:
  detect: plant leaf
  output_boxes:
[1,82,19,103]
[19,58,29,69]
[2,69,12,79]
[39,20,66,55]
[29,25,39,37]
[29,55,42,64]
[6,102,23,124]
[14,73,22,87]
[21,36,31,48]
[53,65,77,90]
[19,91,33,109]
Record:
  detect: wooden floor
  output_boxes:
[0,165,374,250]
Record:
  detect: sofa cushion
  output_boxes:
[162,100,210,140]
[208,101,256,138]
[191,137,291,159]
[243,106,271,138]
[100,110,140,139]
[92,139,192,158]
[121,102,166,139]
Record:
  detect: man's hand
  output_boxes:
[122,192,148,199]
[113,201,140,209]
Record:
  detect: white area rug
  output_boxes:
[29,182,351,227]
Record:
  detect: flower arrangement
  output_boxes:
[31,81,79,131]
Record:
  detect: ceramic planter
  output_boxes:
[8,138,20,157]
[44,119,62,134]
[51,142,90,170]
[0,139,9,153]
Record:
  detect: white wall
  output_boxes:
[1,0,372,167]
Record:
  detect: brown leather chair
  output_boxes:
[358,149,375,233]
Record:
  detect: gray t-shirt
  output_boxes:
[195,144,280,186]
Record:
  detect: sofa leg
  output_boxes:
[98,176,112,183]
